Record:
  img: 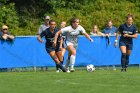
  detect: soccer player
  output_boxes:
[53,17,93,72]
[114,14,138,72]
[37,20,66,72]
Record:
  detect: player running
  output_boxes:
[53,17,93,72]
[37,20,66,72]
[114,14,138,72]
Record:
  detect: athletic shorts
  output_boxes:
[45,44,61,53]
[119,41,133,50]
[64,40,78,49]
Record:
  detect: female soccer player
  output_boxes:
[114,14,138,72]
[53,17,93,72]
[37,20,66,72]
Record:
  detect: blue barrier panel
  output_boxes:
[0,35,140,68]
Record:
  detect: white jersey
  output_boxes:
[61,25,86,48]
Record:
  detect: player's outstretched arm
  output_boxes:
[83,33,93,42]
[53,30,62,47]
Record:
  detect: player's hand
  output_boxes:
[123,34,128,37]
[39,40,44,43]
[90,39,94,42]
[53,40,57,47]
[114,42,117,48]
[59,46,62,51]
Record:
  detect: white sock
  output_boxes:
[70,55,76,69]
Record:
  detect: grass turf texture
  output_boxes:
[0,68,140,93]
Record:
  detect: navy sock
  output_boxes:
[57,63,66,72]
[125,55,130,68]
[56,64,59,70]
[121,53,126,69]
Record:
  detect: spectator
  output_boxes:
[60,21,66,29]
[90,25,104,36]
[38,16,50,35]
[102,20,117,36]
[0,25,14,40]
[102,20,117,44]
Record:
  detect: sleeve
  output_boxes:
[79,25,86,34]
[38,25,43,35]
[0,32,3,37]
[102,29,105,33]
[40,30,46,38]
[117,25,123,33]
[133,25,138,34]
[61,26,70,34]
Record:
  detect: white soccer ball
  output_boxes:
[86,64,95,72]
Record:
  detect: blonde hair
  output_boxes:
[2,25,8,29]
[92,25,99,34]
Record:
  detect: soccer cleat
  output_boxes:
[66,70,70,73]
[56,70,60,73]
[124,68,127,72]
[121,68,124,72]
[70,68,75,72]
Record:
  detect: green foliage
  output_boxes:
[0,0,140,35]
[0,2,19,35]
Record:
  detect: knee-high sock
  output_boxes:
[56,64,59,70]
[125,55,130,68]
[70,55,76,69]
[121,53,126,68]
[57,63,66,72]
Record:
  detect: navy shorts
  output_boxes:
[119,41,133,50]
[45,44,61,53]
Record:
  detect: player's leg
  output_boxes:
[120,46,127,71]
[49,51,66,72]
[65,52,71,70]
[67,45,76,72]
[56,50,63,72]
[59,48,66,65]
[126,45,132,69]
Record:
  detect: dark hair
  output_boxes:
[49,20,56,24]
[107,19,112,23]
[126,14,134,20]
[70,17,79,26]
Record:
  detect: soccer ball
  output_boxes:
[86,64,95,72]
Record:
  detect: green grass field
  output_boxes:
[0,68,140,93]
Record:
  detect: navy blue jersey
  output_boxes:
[118,23,138,44]
[40,27,61,48]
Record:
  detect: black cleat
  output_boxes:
[121,68,124,72]
[124,68,127,72]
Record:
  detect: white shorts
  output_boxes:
[64,41,78,49]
